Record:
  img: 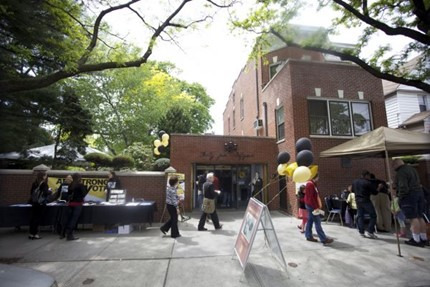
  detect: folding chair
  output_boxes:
[325,197,343,225]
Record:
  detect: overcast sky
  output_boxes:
[106,2,407,135]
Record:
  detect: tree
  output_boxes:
[76,61,214,154]
[0,0,235,94]
[122,142,154,171]
[232,0,430,93]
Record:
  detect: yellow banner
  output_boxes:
[48,177,108,201]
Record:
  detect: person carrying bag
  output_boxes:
[197,173,223,231]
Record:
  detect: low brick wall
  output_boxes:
[0,169,166,222]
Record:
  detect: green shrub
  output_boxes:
[84,153,112,170]
[153,158,170,171]
[400,155,421,164]
[112,155,135,170]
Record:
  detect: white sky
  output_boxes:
[105,1,408,135]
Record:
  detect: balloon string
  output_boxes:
[252,175,282,199]
[266,184,288,207]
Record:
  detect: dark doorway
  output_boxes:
[279,176,287,210]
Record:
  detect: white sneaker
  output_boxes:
[365,231,378,239]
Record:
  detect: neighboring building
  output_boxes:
[383,56,430,132]
[222,43,388,214]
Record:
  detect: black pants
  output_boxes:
[65,205,83,238]
[198,209,221,229]
[161,204,180,237]
[30,204,46,235]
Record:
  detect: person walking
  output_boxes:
[63,173,88,241]
[393,159,428,247]
[160,176,181,238]
[304,174,333,245]
[197,173,223,231]
[29,172,51,240]
[346,186,357,228]
[352,170,378,239]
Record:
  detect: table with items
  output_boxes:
[0,201,157,228]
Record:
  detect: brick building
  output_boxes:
[222,45,388,215]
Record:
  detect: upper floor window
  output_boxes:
[232,93,235,105]
[240,96,244,120]
[418,95,429,112]
[275,106,285,141]
[269,63,282,79]
[228,117,231,134]
[232,109,236,129]
[308,99,372,137]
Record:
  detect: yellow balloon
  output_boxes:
[153,147,160,155]
[154,139,161,147]
[161,133,169,142]
[161,139,169,147]
[277,164,287,176]
[286,162,298,177]
[292,166,311,183]
[309,165,318,179]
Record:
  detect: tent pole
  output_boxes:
[385,150,402,257]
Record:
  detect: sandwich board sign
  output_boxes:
[234,197,287,271]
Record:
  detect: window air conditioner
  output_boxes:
[254,119,263,129]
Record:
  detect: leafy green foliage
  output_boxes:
[77,61,214,155]
[112,155,135,170]
[122,142,154,171]
[84,152,112,170]
[153,158,170,171]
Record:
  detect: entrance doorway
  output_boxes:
[194,164,264,210]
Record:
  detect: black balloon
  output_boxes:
[158,145,166,153]
[296,137,312,153]
[158,130,166,138]
[297,150,314,167]
[277,152,290,164]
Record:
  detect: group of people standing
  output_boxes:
[28,170,120,241]
[297,159,429,248]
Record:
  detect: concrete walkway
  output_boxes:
[0,210,429,287]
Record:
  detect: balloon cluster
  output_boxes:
[153,130,169,156]
[277,137,318,183]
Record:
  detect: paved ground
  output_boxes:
[1,210,430,287]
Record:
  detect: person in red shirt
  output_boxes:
[304,174,333,245]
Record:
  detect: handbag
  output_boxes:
[31,183,46,205]
[202,197,215,214]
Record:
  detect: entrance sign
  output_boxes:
[234,198,264,269]
[234,198,287,271]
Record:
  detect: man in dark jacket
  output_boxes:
[197,173,222,231]
[393,159,427,247]
[352,170,378,239]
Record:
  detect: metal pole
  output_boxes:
[385,149,402,257]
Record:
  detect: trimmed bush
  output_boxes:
[153,158,170,171]
[84,153,112,170]
[112,155,135,170]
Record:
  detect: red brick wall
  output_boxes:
[0,170,166,221]
[170,134,280,210]
[223,47,392,216]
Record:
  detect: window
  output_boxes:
[418,95,428,112]
[329,101,351,136]
[308,99,372,136]
[351,102,372,135]
[228,117,230,134]
[232,93,235,105]
[240,97,244,120]
[308,100,329,135]
[232,110,236,129]
[269,63,282,79]
[275,106,285,141]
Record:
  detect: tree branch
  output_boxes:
[411,0,430,34]
[78,0,141,65]
[333,0,430,45]
[269,28,430,93]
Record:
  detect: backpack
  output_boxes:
[31,183,46,205]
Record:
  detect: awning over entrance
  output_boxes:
[319,127,430,158]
